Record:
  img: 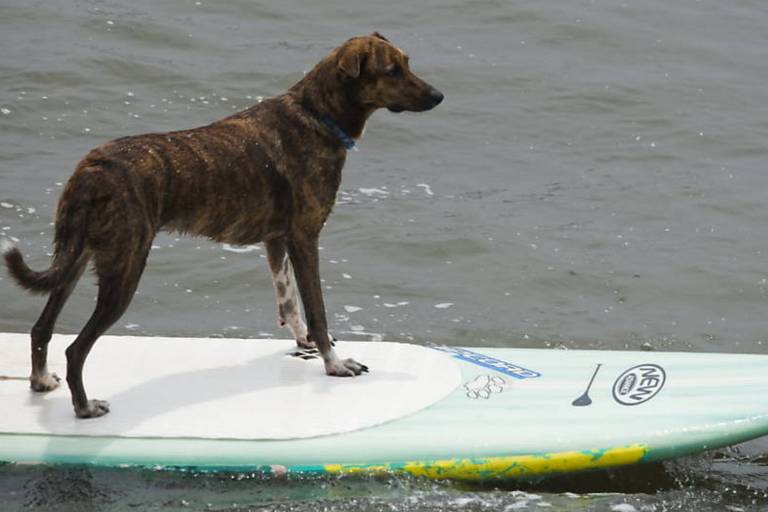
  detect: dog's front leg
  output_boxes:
[265,239,312,348]
[287,233,368,376]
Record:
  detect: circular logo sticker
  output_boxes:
[612,364,666,406]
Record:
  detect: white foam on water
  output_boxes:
[337,328,384,341]
[358,187,388,198]
[384,301,410,308]
[0,237,14,254]
[222,243,259,253]
[416,183,434,196]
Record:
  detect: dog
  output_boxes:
[2,32,443,419]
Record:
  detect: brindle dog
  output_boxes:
[2,32,443,419]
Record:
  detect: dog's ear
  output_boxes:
[371,31,389,42]
[337,47,361,79]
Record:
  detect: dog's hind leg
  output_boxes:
[65,247,150,418]
[265,239,313,348]
[30,253,90,392]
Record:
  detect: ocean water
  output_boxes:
[2,0,768,510]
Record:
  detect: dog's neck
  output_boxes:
[288,63,373,142]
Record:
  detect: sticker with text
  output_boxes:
[612,364,666,406]
[433,346,541,379]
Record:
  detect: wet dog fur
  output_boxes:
[2,32,443,418]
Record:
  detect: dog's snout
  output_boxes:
[430,88,444,106]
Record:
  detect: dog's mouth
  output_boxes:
[387,90,443,114]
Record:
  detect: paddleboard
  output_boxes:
[1,332,768,480]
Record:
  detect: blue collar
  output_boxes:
[320,115,356,150]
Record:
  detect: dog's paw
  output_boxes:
[325,358,369,377]
[296,334,316,349]
[296,332,337,349]
[30,372,61,392]
[75,399,110,419]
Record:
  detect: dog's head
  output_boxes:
[335,32,443,113]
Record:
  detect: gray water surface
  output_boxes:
[2,0,768,510]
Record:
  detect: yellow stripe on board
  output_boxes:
[324,444,647,480]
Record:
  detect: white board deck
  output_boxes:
[2,332,768,480]
[0,334,460,439]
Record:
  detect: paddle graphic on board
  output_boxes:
[572,363,602,407]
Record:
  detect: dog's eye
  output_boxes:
[385,64,401,77]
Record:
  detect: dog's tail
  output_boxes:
[2,205,87,295]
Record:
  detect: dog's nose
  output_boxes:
[430,88,444,106]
